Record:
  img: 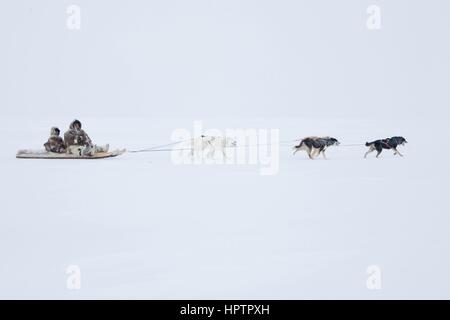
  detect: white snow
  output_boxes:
[0,116,449,299]
[1,0,450,299]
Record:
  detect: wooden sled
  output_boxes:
[16,149,126,159]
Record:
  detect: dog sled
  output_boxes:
[16,148,126,159]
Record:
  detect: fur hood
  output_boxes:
[50,127,61,136]
[69,119,82,130]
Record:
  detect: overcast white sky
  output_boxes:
[1,1,450,299]
[1,0,449,119]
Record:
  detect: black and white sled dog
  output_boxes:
[293,136,340,159]
[364,136,407,158]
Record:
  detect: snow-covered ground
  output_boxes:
[1,116,449,299]
[1,0,450,299]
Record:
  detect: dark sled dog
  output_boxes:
[364,136,407,158]
[293,136,340,159]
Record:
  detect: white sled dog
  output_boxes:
[190,135,236,159]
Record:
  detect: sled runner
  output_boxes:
[16,148,126,159]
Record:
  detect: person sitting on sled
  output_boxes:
[43,127,66,153]
[64,119,108,156]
